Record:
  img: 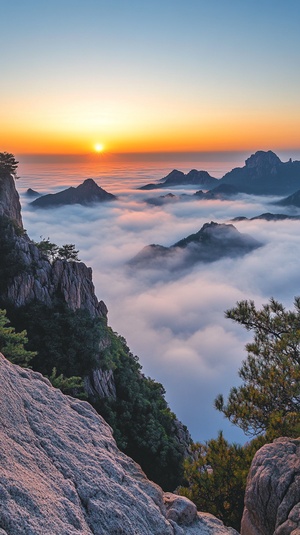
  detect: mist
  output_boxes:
[20,185,300,444]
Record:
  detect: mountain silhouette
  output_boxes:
[140,169,218,190]
[31,179,116,208]
[218,151,300,195]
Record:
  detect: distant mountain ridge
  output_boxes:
[129,221,262,270]
[219,150,300,195]
[140,169,218,190]
[31,178,116,207]
[231,212,300,222]
[140,151,300,195]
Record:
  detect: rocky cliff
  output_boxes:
[241,437,300,535]
[0,171,23,228]
[0,171,110,403]
[0,173,107,317]
[0,353,238,535]
[3,232,108,317]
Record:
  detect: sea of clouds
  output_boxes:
[19,176,300,444]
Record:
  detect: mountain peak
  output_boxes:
[31,179,117,208]
[245,150,282,169]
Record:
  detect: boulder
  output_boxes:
[241,437,300,535]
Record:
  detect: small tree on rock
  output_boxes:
[34,237,59,262]
[34,238,80,262]
[0,152,19,178]
[57,244,80,261]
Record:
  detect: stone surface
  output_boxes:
[241,437,300,535]
[0,354,237,535]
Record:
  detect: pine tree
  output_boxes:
[215,297,300,438]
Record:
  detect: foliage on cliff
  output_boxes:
[215,297,300,438]
[0,217,26,291]
[94,330,185,490]
[9,300,103,377]
[0,309,35,367]
[34,237,80,262]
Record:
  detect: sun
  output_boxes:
[94,143,104,153]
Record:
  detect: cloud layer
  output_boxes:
[19,178,300,444]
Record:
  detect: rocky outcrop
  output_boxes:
[0,354,237,535]
[241,437,300,535]
[0,172,23,228]
[30,178,116,208]
[1,231,107,318]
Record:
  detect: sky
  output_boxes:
[1,0,300,154]
[17,160,300,444]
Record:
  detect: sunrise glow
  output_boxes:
[94,143,104,153]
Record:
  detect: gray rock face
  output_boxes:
[2,233,107,318]
[0,172,23,227]
[241,437,300,535]
[0,354,236,535]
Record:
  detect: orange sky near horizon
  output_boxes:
[2,106,300,156]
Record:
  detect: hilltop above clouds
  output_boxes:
[30,178,116,208]
[129,221,262,271]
